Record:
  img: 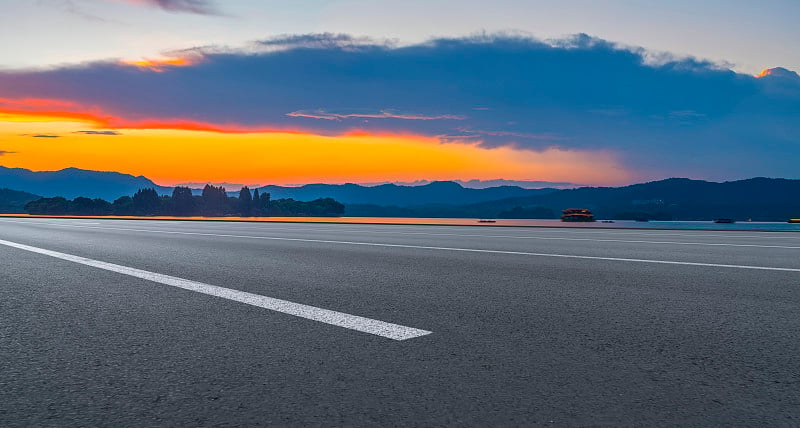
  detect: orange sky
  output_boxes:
[0,109,632,186]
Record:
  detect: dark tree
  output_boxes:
[71,197,97,215]
[238,186,253,216]
[201,184,228,216]
[252,188,261,215]
[259,192,271,215]
[24,197,69,215]
[23,186,344,219]
[268,197,343,216]
[112,196,134,215]
[308,198,345,216]
[24,196,112,215]
[67,197,112,215]
[132,188,161,215]
[171,186,196,216]
[91,198,113,215]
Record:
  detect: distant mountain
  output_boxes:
[454,179,579,189]
[0,166,558,206]
[257,181,556,206]
[458,177,800,221]
[353,179,579,189]
[3,167,798,221]
[0,188,41,213]
[0,167,171,200]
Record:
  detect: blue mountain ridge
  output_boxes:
[0,166,170,201]
[2,167,797,220]
[0,166,556,205]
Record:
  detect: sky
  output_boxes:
[0,0,798,186]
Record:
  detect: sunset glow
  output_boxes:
[120,56,199,72]
[756,68,773,78]
[0,110,631,186]
[0,98,302,134]
[2,25,798,186]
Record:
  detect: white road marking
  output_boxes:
[519,229,800,240]
[6,217,800,240]
[3,220,799,272]
[192,226,800,249]
[4,218,800,250]
[261,225,800,241]
[0,238,432,341]
[108,219,800,240]
[61,218,800,241]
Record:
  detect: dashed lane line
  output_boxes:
[0,238,433,341]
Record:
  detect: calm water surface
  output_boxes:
[3,214,800,231]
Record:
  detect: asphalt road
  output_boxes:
[1,217,799,426]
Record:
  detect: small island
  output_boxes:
[23,185,345,217]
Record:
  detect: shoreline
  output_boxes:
[1,214,799,232]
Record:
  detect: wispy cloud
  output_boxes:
[0,150,14,156]
[17,133,63,138]
[74,130,122,135]
[39,0,110,22]
[118,0,219,15]
[287,110,466,121]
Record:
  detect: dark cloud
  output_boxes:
[255,33,389,50]
[1,33,798,180]
[75,130,122,135]
[24,134,62,138]
[0,150,14,156]
[123,0,218,15]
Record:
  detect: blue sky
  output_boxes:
[2,0,799,74]
[0,0,798,185]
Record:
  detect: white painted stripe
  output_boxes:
[198,226,800,249]
[4,218,800,250]
[0,238,432,341]
[3,221,799,272]
[529,229,800,239]
[259,225,800,241]
[10,220,800,250]
[103,219,800,240]
[6,217,800,240]
[238,223,800,240]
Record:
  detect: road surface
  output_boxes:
[1,217,799,426]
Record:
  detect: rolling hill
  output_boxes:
[0,188,41,213]
[0,167,171,200]
[2,167,798,221]
[257,181,556,206]
[458,177,800,221]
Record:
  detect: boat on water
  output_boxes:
[561,208,595,222]
[714,218,736,224]
[789,218,800,224]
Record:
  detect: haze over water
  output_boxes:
[3,214,799,231]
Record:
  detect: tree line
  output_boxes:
[24,185,345,217]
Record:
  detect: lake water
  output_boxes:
[3,214,800,231]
